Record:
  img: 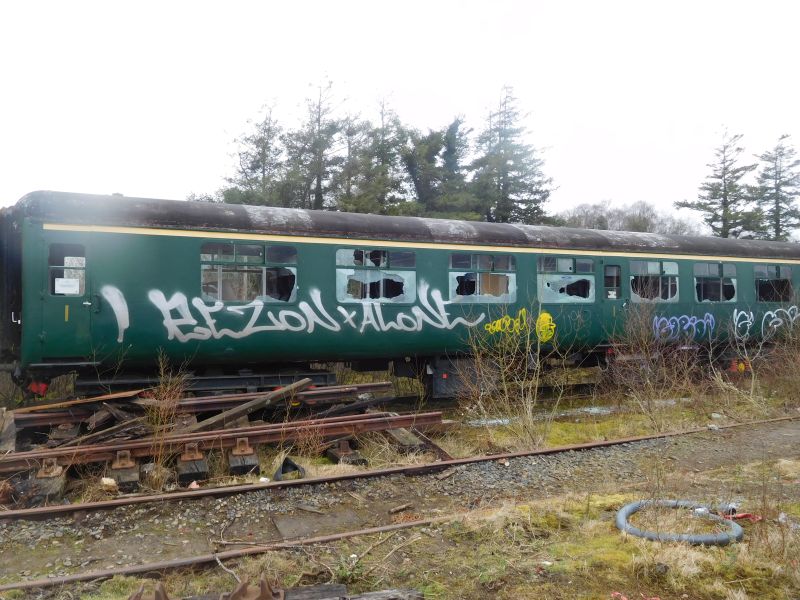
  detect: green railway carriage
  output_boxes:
[1,191,799,394]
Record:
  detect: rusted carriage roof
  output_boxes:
[10,190,800,260]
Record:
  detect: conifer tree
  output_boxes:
[676,132,757,238]
[224,107,284,205]
[753,134,800,241]
[470,87,552,224]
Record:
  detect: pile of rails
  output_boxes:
[0,378,442,506]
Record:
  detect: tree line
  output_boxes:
[676,132,800,241]
[194,84,552,225]
[196,85,800,240]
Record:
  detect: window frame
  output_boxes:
[537,256,594,274]
[754,264,794,303]
[604,265,622,300]
[693,262,737,303]
[48,243,87,297]
[448,253,517,303]
[629,260,680,303]
[336,247,418,304]
[200,242,298,304]
[535,255,596,304]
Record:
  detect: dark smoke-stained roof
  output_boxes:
[8,190,800,260]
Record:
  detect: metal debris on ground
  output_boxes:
[0,377,432,506]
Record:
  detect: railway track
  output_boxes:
[1,415,795,524]
[0,414,796,593]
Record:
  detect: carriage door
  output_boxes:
[601,263,625,339]
[41,243,92,359]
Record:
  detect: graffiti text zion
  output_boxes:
[136,282,485,343]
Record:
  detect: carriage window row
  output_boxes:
[200,243,297,303]
[196,244,795,305]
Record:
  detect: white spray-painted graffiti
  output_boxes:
[100,285,129,343]
[102,282,486,344]
[652,313,716,341]
[733,305,800,341]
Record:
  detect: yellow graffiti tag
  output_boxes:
[535,311,556,342]
[484,308,529,335]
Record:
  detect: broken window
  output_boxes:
[630,261,679,303]
[755,264,793,302]
[694,263,736,302]
[49,243,86,296]
[537,274,595,303]
[201,241,297,303]
[449,253,516,302]
[337,248,388,267]
[336,269,416,303]
[265,267,297,302]
[336,248,416,303]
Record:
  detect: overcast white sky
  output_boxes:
[1,1,799,221]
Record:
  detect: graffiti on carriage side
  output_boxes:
[481,308,557,342]
[101,282,486,344]
[732,309,755,341]
[484,308,529,335]
[536,311,556,343]
[733,305,800,341]
[652,313,716,341]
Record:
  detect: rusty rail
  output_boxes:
[0,514,458,592]
[1,414,796,523]
[0,411,442,473]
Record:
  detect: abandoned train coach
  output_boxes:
[1,190,799,394]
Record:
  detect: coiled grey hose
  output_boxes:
[616,500,744,546]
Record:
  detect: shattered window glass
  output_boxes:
[448,253,516,302]
[755,264,793,302]
[694,262,736,302]
[265,267,297,302]
[336,248,416,303]
[337,269,416,303]
[631,275,679,302]
[201,241,297,303]
[449,272,517,303]
[537,274,595,304]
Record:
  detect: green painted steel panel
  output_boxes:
[16,217,800,375]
